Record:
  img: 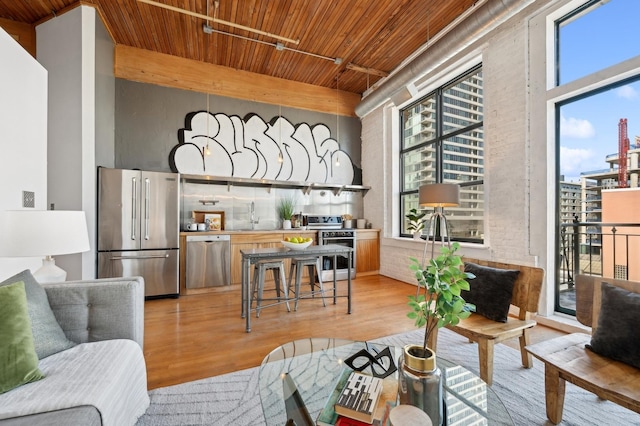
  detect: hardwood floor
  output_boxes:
[143,274,566,390]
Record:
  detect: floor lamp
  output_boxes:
[0,210,90,283]
[419,183,460,268]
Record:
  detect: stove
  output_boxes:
[304,215,355,281]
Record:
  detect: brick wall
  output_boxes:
[360,3,550,287]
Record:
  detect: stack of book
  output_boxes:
[316,370,396,426]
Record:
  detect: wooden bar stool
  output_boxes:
[251,260,290,317]
[288,256,326,310]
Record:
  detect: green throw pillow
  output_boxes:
[0,281,45,394]
[0,270,76,359]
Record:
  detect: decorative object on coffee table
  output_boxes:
[402,242,475,425]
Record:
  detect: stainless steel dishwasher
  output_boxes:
[185,234,231,289]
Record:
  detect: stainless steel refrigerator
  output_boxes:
[97,167,180,298]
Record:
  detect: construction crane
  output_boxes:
[618,118,629,188]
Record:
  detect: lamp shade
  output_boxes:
[419,183,460,207]
[0,210,90,257]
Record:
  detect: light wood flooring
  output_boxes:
[143,274,566,390]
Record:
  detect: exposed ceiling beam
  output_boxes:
[346,63,389,78]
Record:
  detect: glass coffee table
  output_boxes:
[258,338,513,425]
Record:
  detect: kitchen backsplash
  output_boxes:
[180,181,363,231]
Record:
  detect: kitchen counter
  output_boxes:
[180,229,378,235]
[178,229,380,296]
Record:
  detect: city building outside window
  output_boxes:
[399,65,484,242]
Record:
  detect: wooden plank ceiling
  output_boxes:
[0,0,478,95]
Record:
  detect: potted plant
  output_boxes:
[406,208,426,240]
[399,242,475,425]
[277,196,296,229]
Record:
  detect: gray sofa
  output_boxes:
[0,276,150,425]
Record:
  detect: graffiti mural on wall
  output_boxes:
[170,111,355,185]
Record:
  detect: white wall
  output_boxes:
[0,27,48,280]
[37,6,114,280]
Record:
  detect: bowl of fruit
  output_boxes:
[282,236,313,250]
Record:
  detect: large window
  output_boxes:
[400,66,484,242]
[554,0,640,315]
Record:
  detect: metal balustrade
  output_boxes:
[557,220,640,315]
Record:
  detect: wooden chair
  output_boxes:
[429,258,545,386]
[525,275,640,424]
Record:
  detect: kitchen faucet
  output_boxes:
[250,201,260,230]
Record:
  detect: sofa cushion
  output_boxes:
[587,282,640,369]
[0,281,45,394]
[0,270,76,359]
[462,262,519,322]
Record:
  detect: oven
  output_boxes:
[305,215,356,281]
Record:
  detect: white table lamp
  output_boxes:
[0,210,90,283]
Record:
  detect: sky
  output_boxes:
[558,0,640,182]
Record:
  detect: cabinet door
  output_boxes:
[356,230,380,274]
[229,232,319,285]
[230,233,284,285]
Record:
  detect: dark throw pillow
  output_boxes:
[462,262,520,323]
[0,270,76,359]
[0,281,45,394]
[587,282,640,370]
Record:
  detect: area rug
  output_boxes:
[136,328,639,425]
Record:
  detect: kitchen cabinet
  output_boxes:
[180,229,376,295]
[356,229,380,275]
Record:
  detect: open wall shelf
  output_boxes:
[180,174,370,196]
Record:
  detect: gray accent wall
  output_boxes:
[113,79,362,176]
[114,79,366,229]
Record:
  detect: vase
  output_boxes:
[282,219,292,229]
[397,344,443,426]
[413,232,423,241]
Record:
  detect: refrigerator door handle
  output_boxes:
[131,177,137,240]
[144,178,151,240]
[109,254,170,260]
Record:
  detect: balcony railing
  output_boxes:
[557,220,640,315]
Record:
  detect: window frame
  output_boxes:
[399,64,484,243]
